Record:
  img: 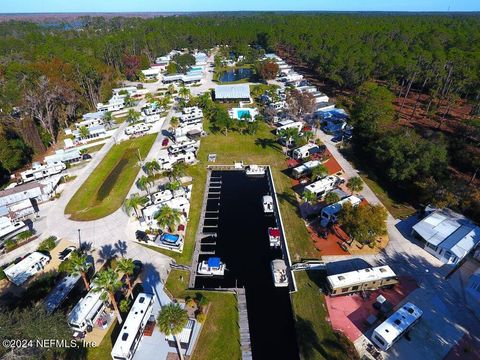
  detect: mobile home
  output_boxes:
[327,265,398,296]
[111,293,154,360]
[304,175,344,199]
[320,195,362,226]
[371,302,423,351]
[4,252,51,286]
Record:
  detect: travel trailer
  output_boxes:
[304,175,344,199]
[291,160,322,179]
[320,195,362,226]
[371,302,423,351]
[44,273,81,314]
[327,265,399,296]
[4,252,51,286]
[111,293,155,360]
[125,123,150,135]
[0,217,27,242]
[275,121,303,135]
[292,143,322,160]
[20,161,66,183]
[68,286,108,333]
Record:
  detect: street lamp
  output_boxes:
[78,229,82,249]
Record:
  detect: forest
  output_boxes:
[0,13,479,217]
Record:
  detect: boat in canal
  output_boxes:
[262,195,274,214]
[271,259,289,287]
[245,164,265,177]
[268,227,281,248]
[197,257,226,276]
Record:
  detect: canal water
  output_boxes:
[195,170,300,360]
[218,68,253,82]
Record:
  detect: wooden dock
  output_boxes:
[236,288,253,360]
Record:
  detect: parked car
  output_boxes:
[162,138,169,147]
[82,154,92,160]
[58,246,76,261]
[135,230,149,243]
[331,134,343,143]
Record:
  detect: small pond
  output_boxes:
[218,68,253,83]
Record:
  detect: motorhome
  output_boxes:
[371,302,423,351]
[0,216,27,242]
[327,265,399,296]
[275,121,303,135]
[320,195,362,226]
[20,161,66,183]
[97,97,125,113]
[111,293,155,360]
[125,123,150,136]
[304,175,344,199]
[44,273,81,314]
[292,143,322,160]
[158,149,196,170]
[4,252,51,286]
[291,160,322,179]
[68,286,108,333]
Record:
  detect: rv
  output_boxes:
[320,195,362,226]
[68,286,108,333]
[371,302,423,351]
[275,121,303,135]
[292,160,322,179]
[168,140,199,155]
[158,149,196,170]
[0,217,27,242]
[125,123,150,136]
[20,161,66,183]
[327,265,399,296]
[292,143,322,160]
[44,273,81,314]
[111,293,155,360]
[304,175,344,199]
[4,252,51,286]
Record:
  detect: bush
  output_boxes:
[195,293,209,307]
[4,239,17,251]
[58,258,72,274]
[195,312,206,323]
[0,267,6,281]
[186,298,197,308]
[17,230,34,241]
[37,236,57,252]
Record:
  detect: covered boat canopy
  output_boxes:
[207,257,221,268]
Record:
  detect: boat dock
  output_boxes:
[236,288,253,360]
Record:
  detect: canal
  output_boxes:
[195,170,300,360]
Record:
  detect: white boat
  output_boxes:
[245,165,265,177]
[271,259,289,287]
[197,257,226,276]
[262,195,274,214]
[268,227,281,248]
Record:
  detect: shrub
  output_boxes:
[58,258,72,274]
[17,230,34,241]
[4,239,17,251]
[195,293,209,307]
[119,299,131,313]
[37,236,57,252]
[195,312,206,323]
[186,298,197,308]
[0,267,6,281]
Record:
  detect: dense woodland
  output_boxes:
[0,13,479,218]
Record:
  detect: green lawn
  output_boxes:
[65,134,157,221]
[165,270,241,360]
[84,143,104,154]
[292,272,359,360]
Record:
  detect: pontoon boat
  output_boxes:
[271,259,289,287]
[197,257,226,276]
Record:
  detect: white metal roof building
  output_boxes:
[45,148,82,164]
[214,84,251,101]
[327,265,397,290]
[371,302,423,351]
[4,252,51,286]
[412,208,480,266]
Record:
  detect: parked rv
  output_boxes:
[304,175,344,199]
[292,143,323,160]
[320,195,362,226]
[291,160,322,179]
[4,252,51,286]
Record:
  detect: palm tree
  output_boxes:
[169,117,179,129]
[124,193,148,217]
[311,164,328,181]
[303,189,317,204]
[145,93,156,104]
[103,111,114,129]
[78,126,90,140]
[116,258,135,299]
[324,192,341,205]
[167,84,175,95]
[170,162,187,181]
[154,205,182,232]
[144,160,161,176]
[157,303,189,360]
[127,109,141,124]
[124,94,135,107]
[92,269,123,324]
[68,251,92,291]
[164,181,181,192]
[137,175,153,195]
[178,86,191,100]
[346,176,364,194]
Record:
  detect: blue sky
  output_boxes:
[1,0,479,13]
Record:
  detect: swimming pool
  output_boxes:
[230,107,258,120]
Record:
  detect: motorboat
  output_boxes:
[262,195,274,214]
[197,257,226,276]
[271,259,289,287]
[245,165,265,177]
[268,227,281,248]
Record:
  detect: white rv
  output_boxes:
[20,161,66,183]
[304,175,344,199]
[320,195,362,226]
[0,216,27,242]
[68,286,107,333]
[168,140,199,155]
[158,149,196,171]
[125,123,150,136]
[4,252,51,286]
[292,143,322,160]
[371,302,423,351]
[292,160,322,179]
[276,121,303,135]
[111,293,155,360]
[44,273,81,314]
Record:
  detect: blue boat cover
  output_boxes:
[161,233,179,244]
[207,257,221,268]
